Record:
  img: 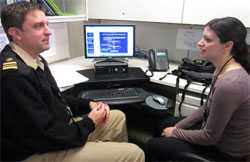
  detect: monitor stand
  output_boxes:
[94,58,128,75]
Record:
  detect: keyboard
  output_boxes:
[80,87,148,105]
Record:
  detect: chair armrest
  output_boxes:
[179,152,212,162]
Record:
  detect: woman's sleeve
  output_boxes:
[174,107,204,129]
[172,79,244,145]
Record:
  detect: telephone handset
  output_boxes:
[148,49,169,71]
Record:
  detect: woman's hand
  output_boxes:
[161,127,177,137]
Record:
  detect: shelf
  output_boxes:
[0,15,87,27]
[47,0,88,23]
[183,0,250,27]
[1,0,88,26]
[48,15,87,23]
[88,0,183,24]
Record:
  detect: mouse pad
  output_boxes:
[145,96,168,110]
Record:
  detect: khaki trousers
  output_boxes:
[23,110,145,162]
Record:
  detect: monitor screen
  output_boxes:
[84,25,135,58]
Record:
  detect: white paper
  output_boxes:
[50,65,89,88]
[176,28,202,50]
[6,0,15,4]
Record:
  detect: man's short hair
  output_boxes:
[0,1,44,41]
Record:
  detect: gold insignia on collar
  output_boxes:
[5,58,14,62]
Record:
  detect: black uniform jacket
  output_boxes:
[1,45,95,161]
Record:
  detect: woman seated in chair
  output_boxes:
[146,17,250,161]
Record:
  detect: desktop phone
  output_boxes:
[148,49,169,71]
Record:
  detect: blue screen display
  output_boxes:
[84,25,134,58]
[100,32,128,54]
[87,32,94,54]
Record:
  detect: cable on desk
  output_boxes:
[159,72,172,80]
[178,81,191,117]
[200,84,210,106]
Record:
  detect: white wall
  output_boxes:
[67,19,203,63]
[2,19,249,63]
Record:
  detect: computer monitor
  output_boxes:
[84,25,135,60]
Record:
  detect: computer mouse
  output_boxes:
[152,95,165,105]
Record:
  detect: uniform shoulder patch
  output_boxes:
[2,57,18,70]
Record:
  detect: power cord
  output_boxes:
[145,69,153,77]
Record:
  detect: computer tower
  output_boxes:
[94,61,128,75]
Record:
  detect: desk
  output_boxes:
[49,56,210,94]
[49,56,210,150]
[77,67,148,84]
[49,56,211,116]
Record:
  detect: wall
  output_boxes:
[0,23,70,63]
[67,19,203,63]
[2,19,249,63]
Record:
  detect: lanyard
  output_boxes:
[202,56,233,125]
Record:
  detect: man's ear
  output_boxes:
[8,27,22,41]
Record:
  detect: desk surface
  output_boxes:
[77,67,148,83]
[49,56,210,94]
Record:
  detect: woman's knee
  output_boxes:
[146,137,196,161]
[146,137,169,155]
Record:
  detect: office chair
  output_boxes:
[179,152,213,162]
[179,152,249,162]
